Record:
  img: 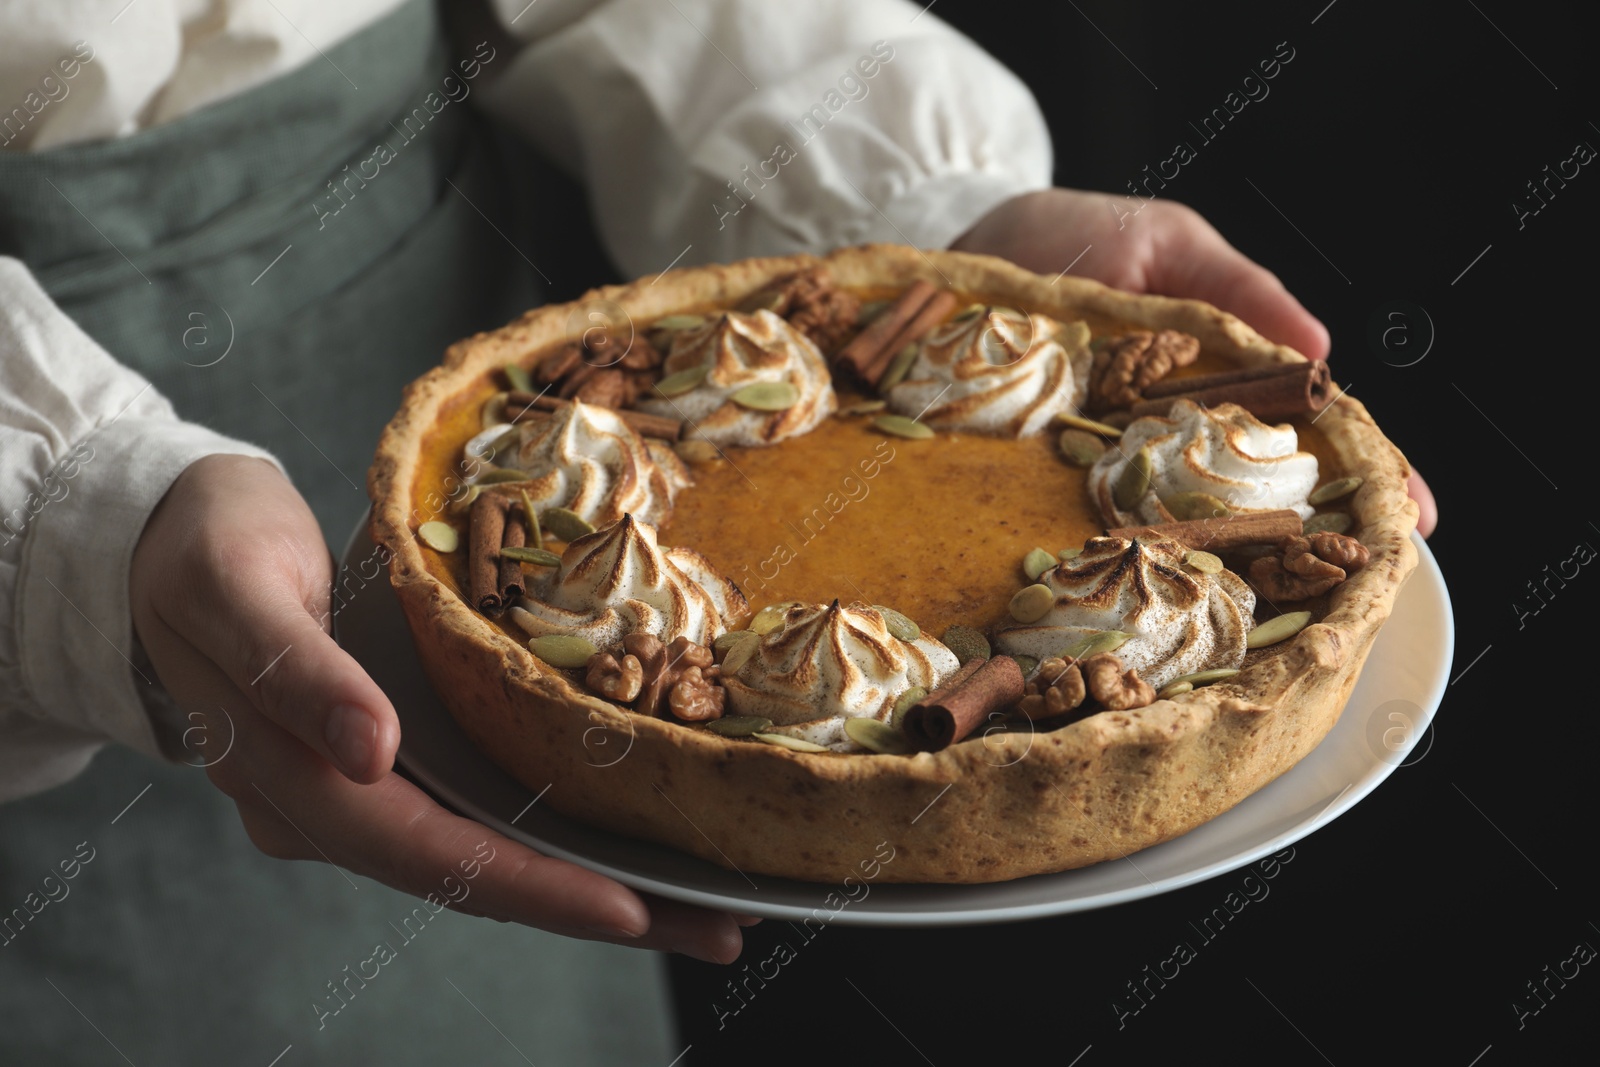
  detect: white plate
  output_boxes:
[337,519,1451,926]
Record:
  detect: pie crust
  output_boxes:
[368,245,1419,884]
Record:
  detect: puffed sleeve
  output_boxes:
[481,0,1053,275]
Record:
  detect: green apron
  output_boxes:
[0,2,674,1061]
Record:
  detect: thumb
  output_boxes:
[219,586,402,783]
[1151,209,1332,361]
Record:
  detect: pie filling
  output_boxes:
[409,269,1368,755]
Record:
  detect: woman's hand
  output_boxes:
[951,188,1437,536]
[130,454,749,962]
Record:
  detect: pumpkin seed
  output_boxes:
[1308,476,1363,505]
[720,632,762,674]
[873,605,921,642]
[541,507,595,542]
[499,546,562,567]
[477,467,531,485]
[1058,629,1133,663]
[1013,654,1039,677]
[891,686,928,727]
[1112,448,1154,512]
[1304,512,1353,535]
[749,602,798,635]
[651,314,708,332]
[1054,320,1091,350]
[519,488,542,546]
[845,717,915,755]
[1058,547,1083,560]
[1053,412,1123,438]
[707,715,772,737]
[1184,550,1224,575]
[527,634,597,669]
[674,439,722,464]
[712,630,751,654]
[1163,668,1241,690]
[940,626,990,665]
[416,521,459,552]
[731,380,800,411]
[872,414,935,440]
[752,732,830,753]
[503,363,534,394]
[1163,491,1233,522]
[877,344,920,392]
[652,363,710,397]
[1008,583,1055,623]
[952,302,987,322]
[837,399,886,416]
[1246,611,1312,649]
[1057,428,1108,467]
[1157,680,1194,698]
[737,289,785,313]
[1023,548,1057,581]
[855,300,889,326]
[486,427,523,462]
[481,391,509,429]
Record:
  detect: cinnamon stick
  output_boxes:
[903,655,1026,752]
[1105,509,1302,552]
[834,280,937,384]
[1142,360,1310,398]
[1129,361,1331,422]
[505,390,684,442]
[860,290,960,385]
[498,508,528,606]
[469,492,509,615]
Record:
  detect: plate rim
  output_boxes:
[340,518,1452,925]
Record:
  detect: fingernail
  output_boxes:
[673,940,734,964]
[733,914,764,927]
[325,704,376,777]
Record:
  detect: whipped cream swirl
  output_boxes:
[884,308,1091,437]
[634,310,835,446]
[721,602,959,749]
[510,514,746,651]
[1088,399,1318,527]
[994,537,1256,689]
[466,401,688,528]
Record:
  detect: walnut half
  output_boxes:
[1249,532,1369,601]
[625,633,721,719]
[1082,653,1156,710]
[1018,657,1087,719]
[1089,329,1201,411]
[746,268,860,354]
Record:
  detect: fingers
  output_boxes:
[1408,471,1438,538]
[1149,204,1332,360]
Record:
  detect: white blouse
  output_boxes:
[0,0,1052,799]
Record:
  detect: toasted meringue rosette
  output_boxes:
[510,514,746,651]
[466,401,688,528]
[634,310,835,446]
[721,601,959,750]
[884,307,1091,437]
[1088,399,1317,528]
[994,536,1256,689]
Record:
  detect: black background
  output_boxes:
[667,2,1597,1063]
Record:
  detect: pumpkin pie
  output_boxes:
[367,245,1419,884]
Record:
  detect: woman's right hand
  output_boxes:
[129,453,748,961]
